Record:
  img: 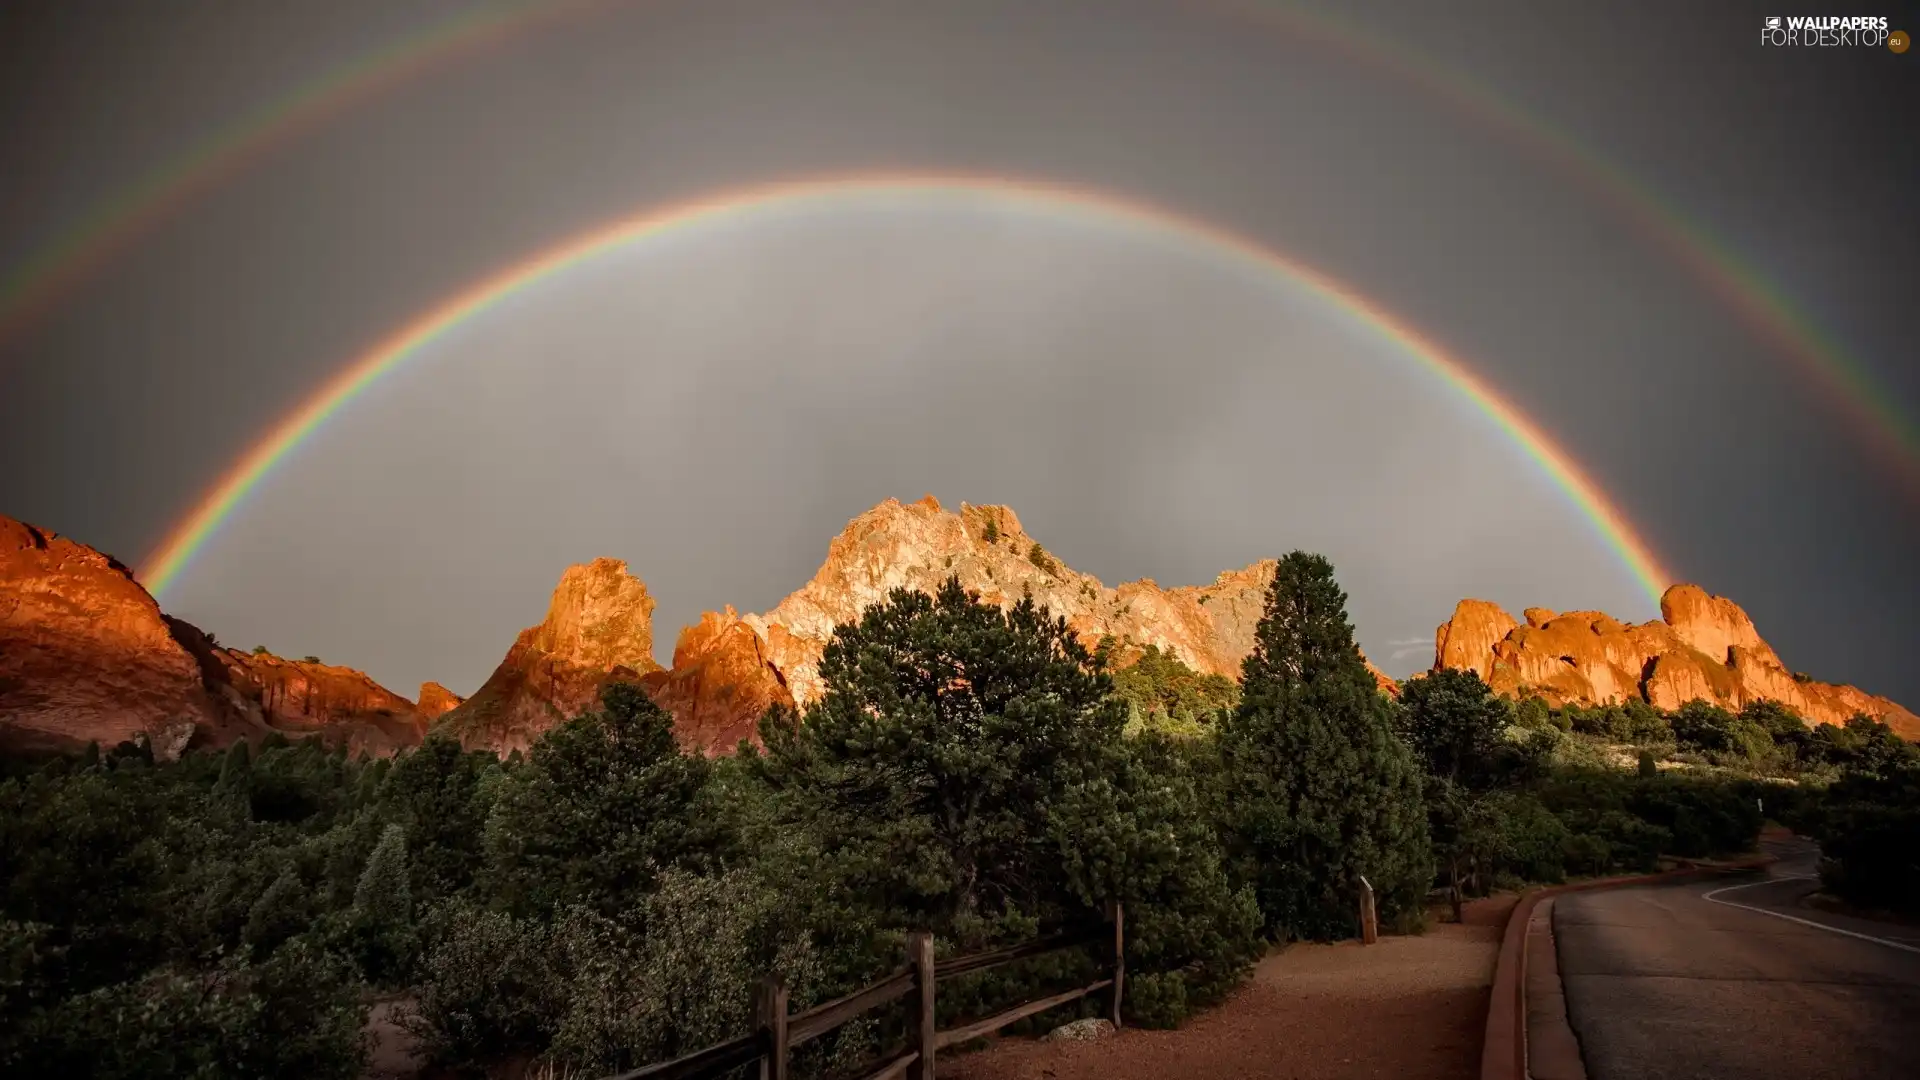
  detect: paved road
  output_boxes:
[1554,837,1920,1080]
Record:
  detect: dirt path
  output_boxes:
[946,895,1515,1080]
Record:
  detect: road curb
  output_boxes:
[1478,854,1776,1080]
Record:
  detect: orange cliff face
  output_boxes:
[1,513,436,758]
[436,557,663,755]
[1430,583,1917,738]
[417,682,465,719]
[653,496,1393,752]
[179,625,432,757]
[640,607,796,753]
[2,515,234,758]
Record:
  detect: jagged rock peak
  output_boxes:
[417,682,464,719]
[526,557,658,672]
[726,496,1279,710]
[1431,584,1916,738]
[436,558,662,754]
[640,605,797,753]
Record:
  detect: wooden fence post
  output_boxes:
[1358,876,1379,945]
[1106,900,1125,1029]
[756,975,789,1080]
[910,931,936,1080]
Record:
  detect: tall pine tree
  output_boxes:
[1219,552,1430,940]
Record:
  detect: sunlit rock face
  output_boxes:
[1,513,432,758]
[1,515,231,758]
[655,496,1394,752]
[188,635,430,757]
[437,557,662,754]
[639,607,796,754]
[1431,583,1917,738]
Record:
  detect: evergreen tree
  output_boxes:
[759,577,1126,928]
[354,824,411,923]
[754,578,1261,1018]
[1218,552,1430,940]
[1395,669,1509,790]
[217,739,251,788]
[244,866,311,956]
[1108,643,1241,736]
[484,683,730,917]
[378,735,498,903]
[350,823,414,984]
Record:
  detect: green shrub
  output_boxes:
[549,868,823,1074]
[1124,970,1189,1029]
[407,903,562,1067]
[1027,542,1059,576]
[7,937,364,1080]
[1806,759,1920,915]
[244,866,313,956]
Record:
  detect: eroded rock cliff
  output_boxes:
[1,514,434,757]
[1,516,231,757]
[1431,583,1917,738]
[436,557,662,754]
[640,607,796,753]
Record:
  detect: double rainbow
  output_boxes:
[2,1,1910,498]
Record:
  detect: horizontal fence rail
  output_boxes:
[789,969,917,1048]
[600,902,1124,1080]
[608,1031,763,1080]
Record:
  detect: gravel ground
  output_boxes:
[363,998,422,1080]
[945,895,1515,1080]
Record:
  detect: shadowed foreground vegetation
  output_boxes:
[4,553,1908,1078]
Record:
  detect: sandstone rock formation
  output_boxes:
[1,514,435,758]
[2,515,234,757]
[1431,583,1917,738]
[639,607,796,752]
[417,682,464,719]
[657,496,1393,751]
[178,624,429,757]
[436,557,662,754]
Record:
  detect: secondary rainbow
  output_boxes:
[0,0,611,346]
[1199,0,1920,497]
[5,1,1908,502]
[140,174,1678,603]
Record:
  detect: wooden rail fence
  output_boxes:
[607,901,1125,1080]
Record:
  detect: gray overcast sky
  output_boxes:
[0,0,1915,703]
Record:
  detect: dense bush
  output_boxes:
[1802,730,1920,915]
[1104,642,1241,737]
[1533,768,1761,871]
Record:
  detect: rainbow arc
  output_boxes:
[137,175,1677,604]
